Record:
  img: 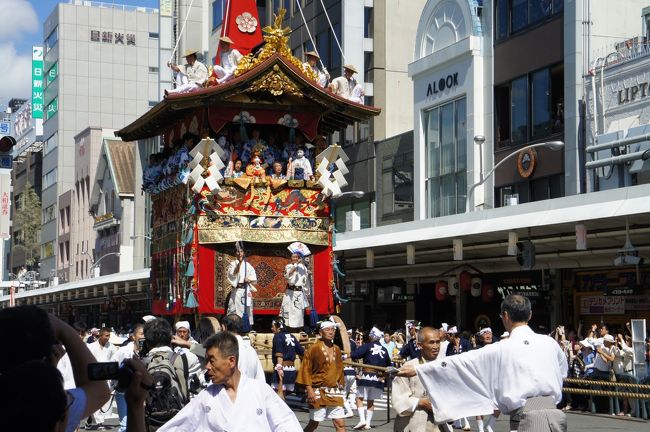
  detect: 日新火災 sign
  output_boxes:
[32,46,43,119]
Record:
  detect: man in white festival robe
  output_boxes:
[227,247,257,326]
[398,294,568,432]
[214,36,243,84]
[158,332,301,432]
[392,326,444,432]
[281,252,309,329]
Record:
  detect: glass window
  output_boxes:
[364,7,373,38]
[553,0,563,13]
[456,98,467,170]
[45,62,58,88]
[495,0,508,40]
[440,104,455,175]
[331,23,342,73]
[425,98,467,217]
[511,0,528,33]
[212,1,223,30]
[43,204,57,224]
[148,32,159,39]
[317,31,330,70]
[531,69,551,138]
[44,133,58,155]
[495,85,510,145]
[42,241,55,259]
[551,64,564,134]
[530,0,552,24]
[45,27,58,53]
[426,108,440,178]
[43,168,57,190]
[510,77,528,145]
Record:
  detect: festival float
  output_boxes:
[115,6,380,329]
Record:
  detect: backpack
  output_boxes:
[144,350,189,429]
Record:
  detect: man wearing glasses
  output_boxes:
[398,294,568,432]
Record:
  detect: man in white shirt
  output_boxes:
[213,36,243,84]
[399,294,568,432]
[111,324,145,432]
[592,334,616,380]
[392,327,444,431]
[166,49,209,95]
[281,252,309,329]
[303,51,330,87]
[158,332,302,432]
[329,65,364,103]
[227,245,258,326]
[87,327,118,429]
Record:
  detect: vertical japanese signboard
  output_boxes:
[32,46,44,119]
[0,172,10,239]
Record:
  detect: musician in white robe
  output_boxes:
[329,64,364,104]
[392,327,444,432]
[303,51,330,87]
[398,294,568,432]
[166,49,208,95]
[213,36,243,84]
[227,247,257,326]
[158,332,302,432]
[280,252,309,329]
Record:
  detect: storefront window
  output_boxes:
[425,97,467,218]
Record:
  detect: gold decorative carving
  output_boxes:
[235,8,317,83]
[249,68,303,97]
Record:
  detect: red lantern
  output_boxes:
[459,270,472,292]
[435,280,448,301]
[482,282,495,303]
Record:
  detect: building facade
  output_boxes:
[40,1,160,280]
[10,100,43,276]
[334,0,650,333]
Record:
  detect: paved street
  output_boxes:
[87,392,649,431]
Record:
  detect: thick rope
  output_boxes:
[562,388,650,399]
[563,377,650,390]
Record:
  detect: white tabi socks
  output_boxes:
[353,407,366,430]
[477,418,484,432]
[365,409,374,429]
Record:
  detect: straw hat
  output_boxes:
[182,49,198,58]
[219,36,234,44]
[343,64,358,74]
[305,50,320,59]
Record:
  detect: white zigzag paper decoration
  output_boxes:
[315,145,349,198]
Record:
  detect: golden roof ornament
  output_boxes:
[235,8,317,83]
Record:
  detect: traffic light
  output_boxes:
[516,241,536,270]
[0,136,15,169]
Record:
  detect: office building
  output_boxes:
[40,1,160,280]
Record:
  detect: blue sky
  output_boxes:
[0,0,158,109]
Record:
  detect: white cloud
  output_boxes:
[0,0,39,42]
[0,43,32,101]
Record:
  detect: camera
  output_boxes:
[88,362,135,392]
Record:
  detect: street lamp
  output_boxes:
[91,252,121,278]
[466,141,564,212]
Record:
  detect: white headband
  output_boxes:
[175,321,191,331]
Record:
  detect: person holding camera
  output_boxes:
[0,306,111,432]
[113,324,145,432]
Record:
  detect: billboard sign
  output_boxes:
[32,46,44,119]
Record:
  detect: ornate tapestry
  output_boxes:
[213,245,314,311]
